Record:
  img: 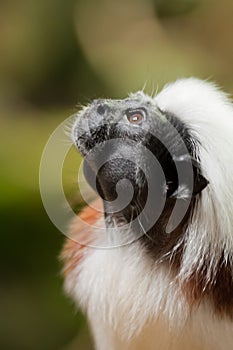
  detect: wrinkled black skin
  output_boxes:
[74,96,208,257]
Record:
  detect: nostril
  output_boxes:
[97,104,108,115]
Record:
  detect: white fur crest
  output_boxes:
[155,78,233,280]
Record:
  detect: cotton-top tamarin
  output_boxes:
[61,78,233,350]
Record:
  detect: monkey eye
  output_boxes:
[126,109,146,125]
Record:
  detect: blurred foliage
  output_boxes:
[154,0,200,17]
[0,111,93,350]
[74,0,233,96]
[0,0,233,349]
[0,0,108,107]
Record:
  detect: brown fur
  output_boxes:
[181,254,233,319]
[61,198,103,276]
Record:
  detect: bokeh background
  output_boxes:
[1,0,233,349]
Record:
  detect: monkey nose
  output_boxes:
[96,103,109,115]
[83,101,109,134]
[92,99,110,115]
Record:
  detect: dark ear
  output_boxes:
[193,170,209,195]
[167,157,209,199]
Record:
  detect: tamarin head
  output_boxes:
[72,84,208,255]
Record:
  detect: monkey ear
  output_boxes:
[191,157,209,195]
[167,157,209,199]
[192,171,209,195]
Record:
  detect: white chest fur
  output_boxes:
[64,242,233,350]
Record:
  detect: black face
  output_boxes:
[73,93,208,254]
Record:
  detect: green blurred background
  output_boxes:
[1,0,233,349]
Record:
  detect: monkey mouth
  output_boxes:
[83,152,149,223]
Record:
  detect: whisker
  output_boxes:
[153,83,159,98]
[141,80,148,93]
